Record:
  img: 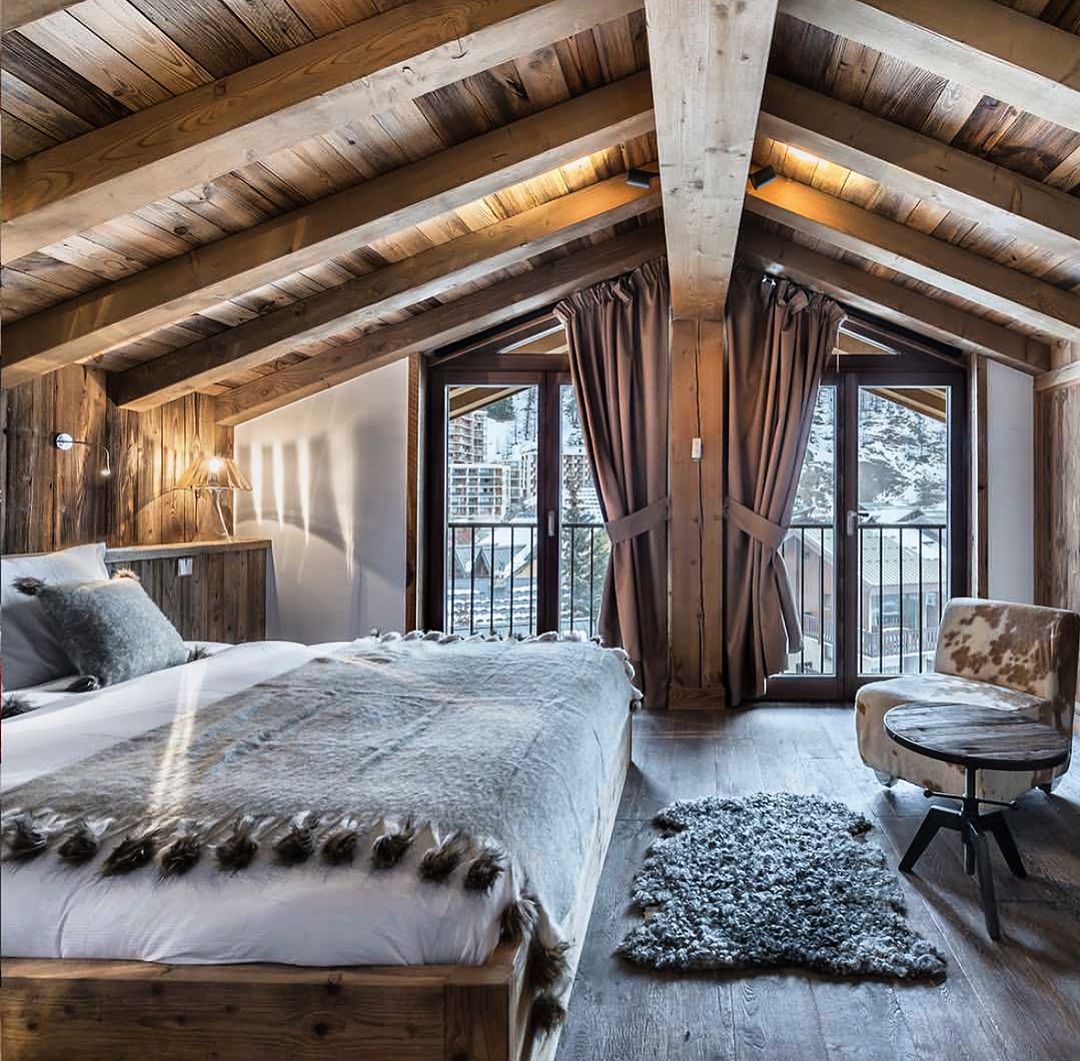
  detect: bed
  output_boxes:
[1,632,636,1061]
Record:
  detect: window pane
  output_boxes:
[857,386,949,676]
[444,385,538,635]
[559,384,607,635]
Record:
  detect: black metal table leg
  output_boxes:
[899,806,950,872]
[983,810,1027,878]
[968,821,1001,940]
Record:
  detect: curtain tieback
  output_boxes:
[723,498,803,653]
[605,497,669,544]
[723,498,786,552]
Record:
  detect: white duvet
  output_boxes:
[2,641,516,966]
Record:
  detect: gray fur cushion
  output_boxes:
[16,573,187,687]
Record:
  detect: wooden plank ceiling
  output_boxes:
[0,0,1077,421]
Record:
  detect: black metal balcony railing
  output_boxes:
[781,521,948,678]
[859,522,946,676]
[560,522,609,637]
[446,520,608,637]
[447,522,538,636]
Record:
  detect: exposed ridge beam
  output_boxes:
[1,0,644,261]
[1,72,654,390]
[114,172,660,410]
[779,0,1080,131]
[644,0,779,319]
[215,222,665,425]
[738,223,1052,374]
[759,76,1080,262]
[746,176,1080,342]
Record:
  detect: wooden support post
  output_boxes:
[668,318,726,707]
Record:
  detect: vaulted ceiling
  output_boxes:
[1,0,1077,421]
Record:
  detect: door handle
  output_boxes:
[846,510,871,536]
[547,510,556,538]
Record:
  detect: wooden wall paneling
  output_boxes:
[668,318,726,706]
[103,542,270,643]
[1034,378,1080,695]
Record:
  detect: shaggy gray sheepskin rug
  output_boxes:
[618,793,946,981]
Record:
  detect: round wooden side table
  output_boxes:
[883,701,1069,940]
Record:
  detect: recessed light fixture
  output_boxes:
[748,165,778,189]
[52,432,112,478]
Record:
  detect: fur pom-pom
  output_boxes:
[159,834,202,878]
[418,833,470,883]
[111,568,141,582]
[1,694,32,719]
[65,675,101,693]
[273,821,316,866]
[527,937,570,991]
[321,828,359,866]
[57,822,99,865]
[500,894,539,944]
[4,816,47,860]
[371,819,415,869]
[216,822,258,872]
[13,576,45,596]
[101,835,156,876]
[464,844,505,893]
[529,992,566,1038]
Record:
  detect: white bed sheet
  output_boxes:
[2,641,514,966]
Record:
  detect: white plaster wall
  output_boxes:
[234,360,408,643]
[985,359,1034,603]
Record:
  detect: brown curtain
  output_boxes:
[555,258,670,706]
[724,267,845,706]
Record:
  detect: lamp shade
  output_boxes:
[177,455,252,491]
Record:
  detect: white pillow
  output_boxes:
[1,542,109,690]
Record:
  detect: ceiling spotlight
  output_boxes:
[626,167,658,189]
[748,165,778,190]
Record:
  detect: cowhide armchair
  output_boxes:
[855,598,1079,802]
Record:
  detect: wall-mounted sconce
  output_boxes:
[52,432,112,478]
[177,455,253,541]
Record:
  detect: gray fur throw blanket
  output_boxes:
[2,631,639,1034]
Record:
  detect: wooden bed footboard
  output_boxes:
[0,716,631,1061]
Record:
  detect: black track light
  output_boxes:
[626,167,658,189]
[748,165,778,190]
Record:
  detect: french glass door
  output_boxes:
[424,362,608,636]
[771,335,967,700]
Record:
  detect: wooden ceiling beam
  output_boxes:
[644,0,779,319]
[113,173,659,410]
[737,223,1052,374]
[1,73,654,390]
[758,76,1080,263]
[779,0,1080,130]
[0,0,645,262]
[746,176,1080,342]
[214,222,665,425]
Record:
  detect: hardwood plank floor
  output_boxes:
[556,705,1080,1061]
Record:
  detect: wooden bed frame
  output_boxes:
[1,716,631,1061]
